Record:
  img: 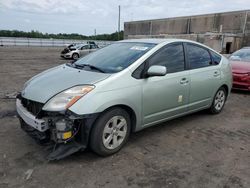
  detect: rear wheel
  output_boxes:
[72,53,79,60]
[209,87,227,114]
[90,108,131,156]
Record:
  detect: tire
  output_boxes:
[209,87,227,114]
[90,108,131,156]
[72,53,79,60]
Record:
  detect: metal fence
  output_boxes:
[0,37,113,47]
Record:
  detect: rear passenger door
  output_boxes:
[185,43,221,111]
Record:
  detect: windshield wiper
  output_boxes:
[74,64,105,73]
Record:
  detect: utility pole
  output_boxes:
[243,11,248,35]
[94,29,96,40]
[118,5,121,40]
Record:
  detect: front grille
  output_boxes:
[21,97,44,116]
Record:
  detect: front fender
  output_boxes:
[69,85,143,131]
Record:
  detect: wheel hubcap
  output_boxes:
[102,116,127,150]
[214,90,225,111]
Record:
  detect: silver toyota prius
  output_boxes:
[16,39,232,160]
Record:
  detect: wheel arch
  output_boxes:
[99,104,137,133]
[209,84,230,108]
[221,84,229,97]
[72,52,79,58]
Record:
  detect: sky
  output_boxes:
[0,0,249,36]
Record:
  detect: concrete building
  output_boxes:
[124,10,250,53]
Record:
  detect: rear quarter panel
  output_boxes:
[220,56,233,94]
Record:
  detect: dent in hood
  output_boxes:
[22,65,110,103]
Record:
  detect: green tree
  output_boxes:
[0,30,124,41]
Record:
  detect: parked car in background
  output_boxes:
[61,42,99,60]
[229,48,250,91]
[17,39,232,160]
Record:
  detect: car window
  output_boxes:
[229,49,250,62]
[147,43,185,73]
[132,62,146,79]
[81,45,89,50]
[90,44,98,49]
[75,42,156,73]
[187,44,212,69]
[210,51,221,64]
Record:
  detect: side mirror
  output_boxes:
[147,65,167,77]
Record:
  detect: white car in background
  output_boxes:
[61,43,99,60]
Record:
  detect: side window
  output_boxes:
[147,43,185,73]
[81,45,90,50]
[187,44,212,69]
[210,51,222,65]
[90,44,97,49]
[132,62,146,79]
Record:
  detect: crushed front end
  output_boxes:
[16,94,98,160]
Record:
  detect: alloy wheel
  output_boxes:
[102,116,127,150]
[214,90,225,111]
[72,54,79,60]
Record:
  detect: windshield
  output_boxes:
[74,42,156,73]
[229,49,250,62]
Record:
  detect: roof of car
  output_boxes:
[119,38,195,44]
[235,48,250,52]
[119,38,221,55]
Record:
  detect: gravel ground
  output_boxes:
[0,46,249,188]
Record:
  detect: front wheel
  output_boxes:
[209,87,227,114]
[72,53,79,60]
[90,108,131,156]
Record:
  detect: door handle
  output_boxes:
[180,78,189,84]
[214,71,220,77]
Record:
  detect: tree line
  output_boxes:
[0,30,124,41]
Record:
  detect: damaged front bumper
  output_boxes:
[16,99,48,132]
[16,97,99,160]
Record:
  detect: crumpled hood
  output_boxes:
[22,65,111,103]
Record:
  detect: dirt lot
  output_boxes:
[0,46,249,188]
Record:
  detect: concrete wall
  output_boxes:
[126,33,243,53]
[124,10,250,52]
[151,17,189,35]
[124,10,250,38]
[242,11,250,47]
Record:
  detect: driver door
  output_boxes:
[142,43,190,127]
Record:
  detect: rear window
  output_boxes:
[229,49,250,62]
[210,51,222,64]
[187,44,212,69]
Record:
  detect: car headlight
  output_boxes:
[43,85,95,111]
